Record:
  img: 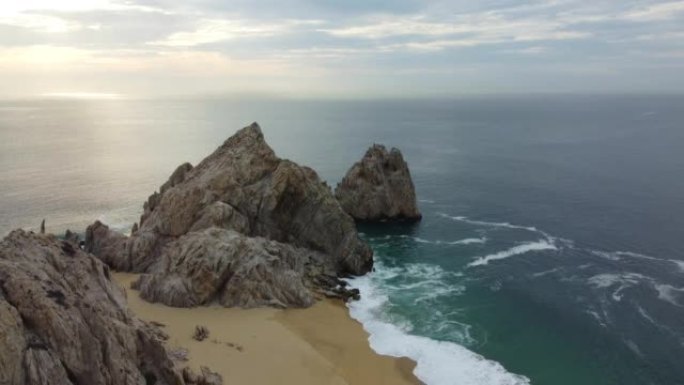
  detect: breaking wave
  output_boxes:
[345,265,531,385]
[401,235,487,246]
[467,240,558,267]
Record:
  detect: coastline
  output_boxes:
[113,272,423,385]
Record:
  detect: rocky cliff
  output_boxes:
[335,144,421,222]
[0,229,186,385]
[85,123,372,308]
[134,228,321,308]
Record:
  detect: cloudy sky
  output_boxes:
[1,0,683,98]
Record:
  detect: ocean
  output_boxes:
[2,95,684,385]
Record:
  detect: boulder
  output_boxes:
[85,221,131,270]
[335,144,421,222]
[133,228,333,308]
[0,229,186,385]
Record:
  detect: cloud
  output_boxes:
[500,45,549,55]
[129,0,424,18]
[0,0,683,97]
[151,18,322,47]
[623,1,684,22]
[319,11,592,51]
[0,12,82,33]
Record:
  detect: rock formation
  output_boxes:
[134,228,323,308]
[85,123,372,308]
[0,229,187,385]
[335,144,421,222]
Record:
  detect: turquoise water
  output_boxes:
[2,96,684,384]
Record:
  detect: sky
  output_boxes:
[0,0,683,98]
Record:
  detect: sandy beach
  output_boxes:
[113,273,422,385]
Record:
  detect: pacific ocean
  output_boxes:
[2,95,684,385]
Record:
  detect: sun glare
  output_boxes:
[0,0,119,15]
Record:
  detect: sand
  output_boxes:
[113,273,422,385]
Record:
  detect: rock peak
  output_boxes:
[217,122,264,152]
[242,121,263,136]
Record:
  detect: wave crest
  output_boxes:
[346,270,531,385]
[468,240,558,267]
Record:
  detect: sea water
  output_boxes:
[2,95,684,385]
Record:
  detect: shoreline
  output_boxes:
[113,272,423,385]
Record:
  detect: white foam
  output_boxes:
[467,240,557,267]
[590,249,684,273]
[587,273,646,288]
[437,213,569,247]
[673,260,684,272]
[586,273,682,303]
[611,285,629,301]
[532,267,562,278]
[624,340,643,357]
[654,284,684,307]
[618,251,684,273]
[449,237,487,245]
[585,310,608,328]
[439,213,684,275]
[590,250,622,261]
[346,273,531,385]
[399,262,462,280]
[376,262,464,305]
[438,213,540,233]
[636,305,663,329]
[406,235,487,246]
[588,273,632,288]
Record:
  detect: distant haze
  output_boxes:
[1,0,683,98]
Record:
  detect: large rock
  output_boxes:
[335,144,421,222]
[134,228,325,308]
[85,123,372,308]
[0,229,185,385]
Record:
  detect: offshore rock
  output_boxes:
[335,144,421,222]
[0,229,185,385]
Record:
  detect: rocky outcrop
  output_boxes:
[335,144,421,222]
[134,228,324,308]
[85,123,372,308]
[0,229,186,385]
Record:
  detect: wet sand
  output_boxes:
[113,272,422,385]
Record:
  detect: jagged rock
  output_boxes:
[86,122,372,281]
[0,229,185,385]
[335,144,421,222]
[85,221,131,270]
[134,228,324,308]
